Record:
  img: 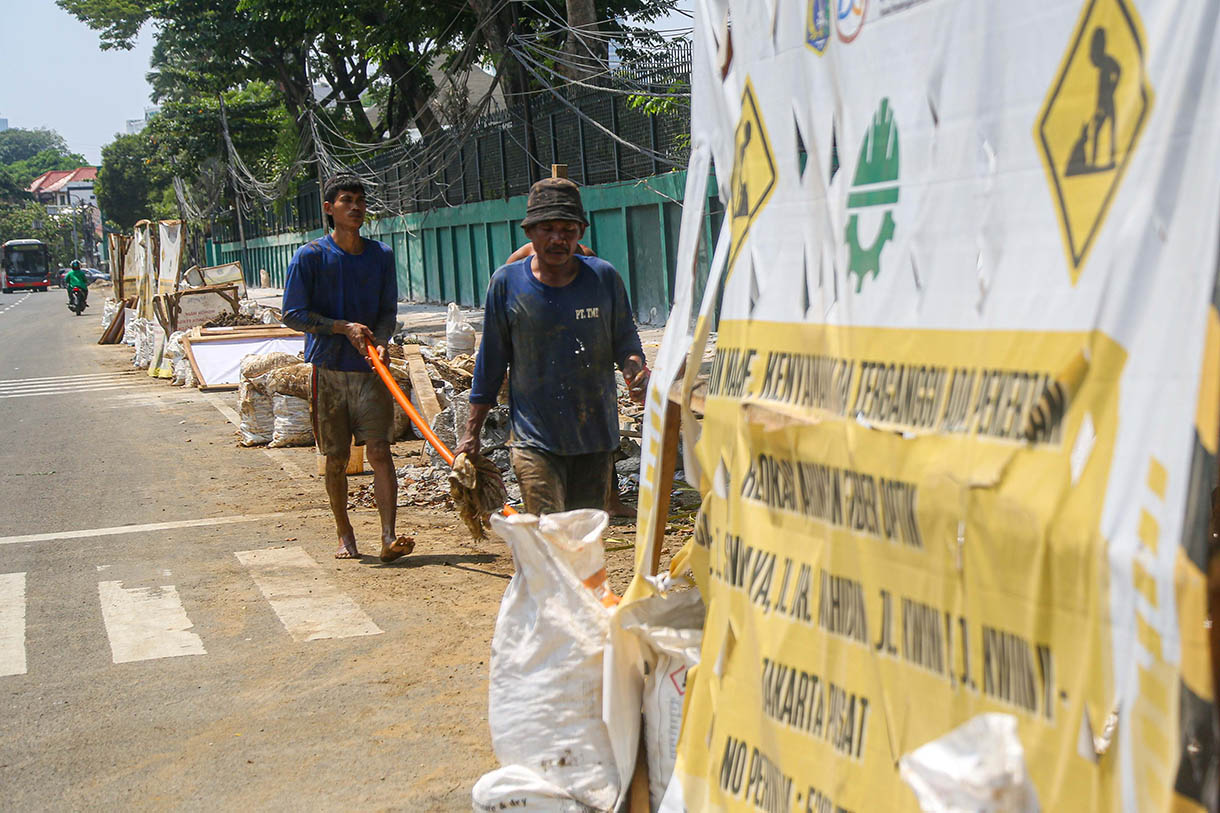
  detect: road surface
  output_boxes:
[0,290,508,810]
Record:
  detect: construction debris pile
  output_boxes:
[203,311,265,328]
[348,334,649,523]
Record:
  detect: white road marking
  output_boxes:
[0,371,137,386]
[0,510,325,546]
[0,383,146,400]
[0,372,146,400]
[205,393,312,480]
[98,579,206,663]
[235,547,383,642]
[0,573,27,677]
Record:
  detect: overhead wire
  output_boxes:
[206,3,690,226]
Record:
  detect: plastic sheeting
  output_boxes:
[630,1,1220,810]
[187,336,304,389]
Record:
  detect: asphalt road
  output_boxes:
[0,289,503,810]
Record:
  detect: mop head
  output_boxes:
[449,452,508,540]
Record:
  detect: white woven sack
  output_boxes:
[269,394,314,447]
[474,511,620,812]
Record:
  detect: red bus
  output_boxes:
[1,239,52,293]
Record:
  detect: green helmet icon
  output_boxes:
[846,98,900,292]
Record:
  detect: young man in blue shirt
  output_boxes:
[282,175,414,562]
[456,178,649,514]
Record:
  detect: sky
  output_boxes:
[0,0,156,165]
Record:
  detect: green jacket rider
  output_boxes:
[64,262,89,291]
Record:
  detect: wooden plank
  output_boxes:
[199,323,280,334]
[97,306,126,345]
[181,338,207,389]
[649,399,682,578]
[668,377,705,417]
[188,327,302,343]
[402,345,442,426]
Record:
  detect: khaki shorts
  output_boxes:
[311,366,394,456]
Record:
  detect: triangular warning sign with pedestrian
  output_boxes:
[727,78,777,274]
[1035,0,1153,283]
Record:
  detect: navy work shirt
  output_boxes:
[470,256,643,456]
[281,234,398,372]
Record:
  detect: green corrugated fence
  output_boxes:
[204,170,723,325]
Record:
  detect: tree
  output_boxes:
[96,132,160,230]
[62,0,314,130]
[0,165,29,204]
[0,127,89,190]
[0,128,72,165]
[8,148,91,188]
[0,200,83,267]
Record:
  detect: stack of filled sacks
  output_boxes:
[237,352,314,447]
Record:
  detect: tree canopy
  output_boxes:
[64,0,680,228]
[0,201,86,267]
[0,128,72,165]
[0,128,89,195]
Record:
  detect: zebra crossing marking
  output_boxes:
[0,371,144,400]
[235,547,383,641]
[0,548,382,676]
[0,573,27,676]
[98,579,207,664]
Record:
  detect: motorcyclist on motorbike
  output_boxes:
[65,260,89,313]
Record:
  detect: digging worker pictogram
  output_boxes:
[457,178,649,515]
[1067,27,1122,176]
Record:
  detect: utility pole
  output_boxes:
[231,179,250,277]
[67,191,79,264]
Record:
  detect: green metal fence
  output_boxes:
[205,170,723,325]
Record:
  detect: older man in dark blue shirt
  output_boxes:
[457,178,648,515]
[282,175,414,563]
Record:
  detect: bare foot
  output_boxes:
[379,535,416,563]
[335,535,360,559]
[607,491,636,519]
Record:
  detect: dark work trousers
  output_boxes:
[511,447,614,516]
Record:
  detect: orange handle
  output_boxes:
[366,343,453,466]
[365,344,516,516]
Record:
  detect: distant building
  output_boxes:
[0,117,8,132]
[125,106,161,135]
[27,167,102,265]
[28,166,98,209]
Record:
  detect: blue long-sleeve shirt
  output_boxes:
[470,256,644,455]
[281,234,398,372]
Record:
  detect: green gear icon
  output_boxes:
[846,210,896,292]
[845,97,900,293]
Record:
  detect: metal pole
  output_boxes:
[232,186,250,281]
[577,114,589,183]
[649,111,660,175]
[609,97,622,182]
[68,192,79,264]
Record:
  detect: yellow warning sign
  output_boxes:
[727,78,777,274]
[1035,0,1153,283]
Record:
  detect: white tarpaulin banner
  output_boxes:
[133,221,155,320]
[631,1,1220,811]
[186,335,305,390]
[157,220,183,295]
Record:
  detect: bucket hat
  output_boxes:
[521,178,588,228]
